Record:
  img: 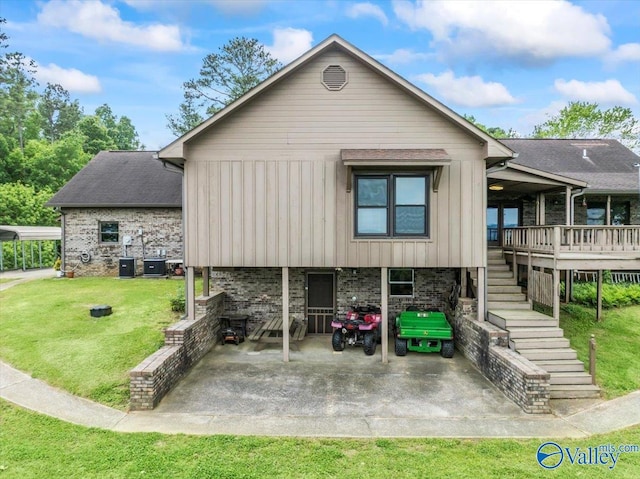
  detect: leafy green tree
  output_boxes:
[38,83,82,142]
[167,37,282,136]
[0,51,39,151]
[94,104,142,150]
[22,133,89,191]
[0,182,57,225]
[463,114,518,138]
[533,101,640,151]
[75,115,115,155]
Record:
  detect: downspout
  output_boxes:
[570,188,587,225]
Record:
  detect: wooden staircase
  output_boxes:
[473,249,600,399]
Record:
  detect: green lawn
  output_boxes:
[0,400,639,479]
[0,277,184,408]
[560,304,640,398]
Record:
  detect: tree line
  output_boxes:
[0,19,143,228]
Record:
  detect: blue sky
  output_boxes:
[2,0,639,149]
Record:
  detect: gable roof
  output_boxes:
[502,139,640,194]
[46,151,182,208]
[160,34,514,162]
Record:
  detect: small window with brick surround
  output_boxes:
[99,222,119,243]
[389,269,414,297]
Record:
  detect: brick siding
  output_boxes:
[61,207,182,276]
[209,267,457,333]
[129,291,224,410]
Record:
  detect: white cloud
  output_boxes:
[393,0,611,63]
[37,0,185,52]
[608,43,640,64]
[346,2,389,26]
[416,70,518,107]
[32,60,101,93]
[376,48,433,65]
[554,79,638,105]
[266,28,313,64]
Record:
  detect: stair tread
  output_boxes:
[550,384,600,390]
[551,372,593,378]
[489,310,551,320]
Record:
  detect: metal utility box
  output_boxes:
[119,257,135,278]
[143,258,166,277]
[90,305,112,317]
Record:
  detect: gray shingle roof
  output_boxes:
[500,139,640,193]
[46,151,182,207]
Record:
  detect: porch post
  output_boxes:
[565,186,571,225]
[381,267,388,364]
[477,267,486,321]
[186,266,196,320]
[539,193,546,225]
[202,267,210,297]
[552,267,560,321]
[282,267,290,363]
[606,195,611,225]
[460,268,468,298]
[596,270,603,322]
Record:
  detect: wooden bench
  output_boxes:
[248,317,307,351]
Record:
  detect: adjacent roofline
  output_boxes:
[0,225,61,241]
[489,162,589,188]
[159,34,514,161]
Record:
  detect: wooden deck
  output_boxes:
[502,226,640,270]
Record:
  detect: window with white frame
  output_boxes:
[389,269,414,296]
[355,174,429,237]
[99,222,119,243]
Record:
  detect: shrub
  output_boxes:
[571,282,640,308]
[170,285,185,312]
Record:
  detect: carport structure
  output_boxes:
[0,225,61,271]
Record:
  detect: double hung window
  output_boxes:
[355,174,429,237]
[99,222,119,243]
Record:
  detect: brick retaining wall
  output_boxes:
[129,291,224,410]
[447,298,551,414]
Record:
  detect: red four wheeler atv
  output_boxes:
[331,303,382,355]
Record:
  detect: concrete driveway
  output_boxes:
[156,336,526,420]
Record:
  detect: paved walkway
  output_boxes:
[1,359,638,438]
[0,268,56,291]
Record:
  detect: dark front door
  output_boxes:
[487,203,521,246]
[306,272,335,334]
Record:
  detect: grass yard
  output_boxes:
[0,277,184,408]
[0,400,639,478]
[560,304,640,399]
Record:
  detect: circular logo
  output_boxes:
[537,442,564,469]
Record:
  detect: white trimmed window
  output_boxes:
[99,222,119,243]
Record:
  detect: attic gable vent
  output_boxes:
[322,65,347,91]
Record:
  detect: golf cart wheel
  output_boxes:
[332,330,345,351]
[363,332,376,355]
[395,338,408,356]
[441,340,455,358]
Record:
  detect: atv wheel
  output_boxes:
[332,330,345,351]
[363,332,376,355]
[376,327,383,344]
[440,340,455,358]
[395,338,408,356]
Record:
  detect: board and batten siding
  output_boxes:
[183,50,487,269]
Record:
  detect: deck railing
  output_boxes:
[502,226,640,255]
